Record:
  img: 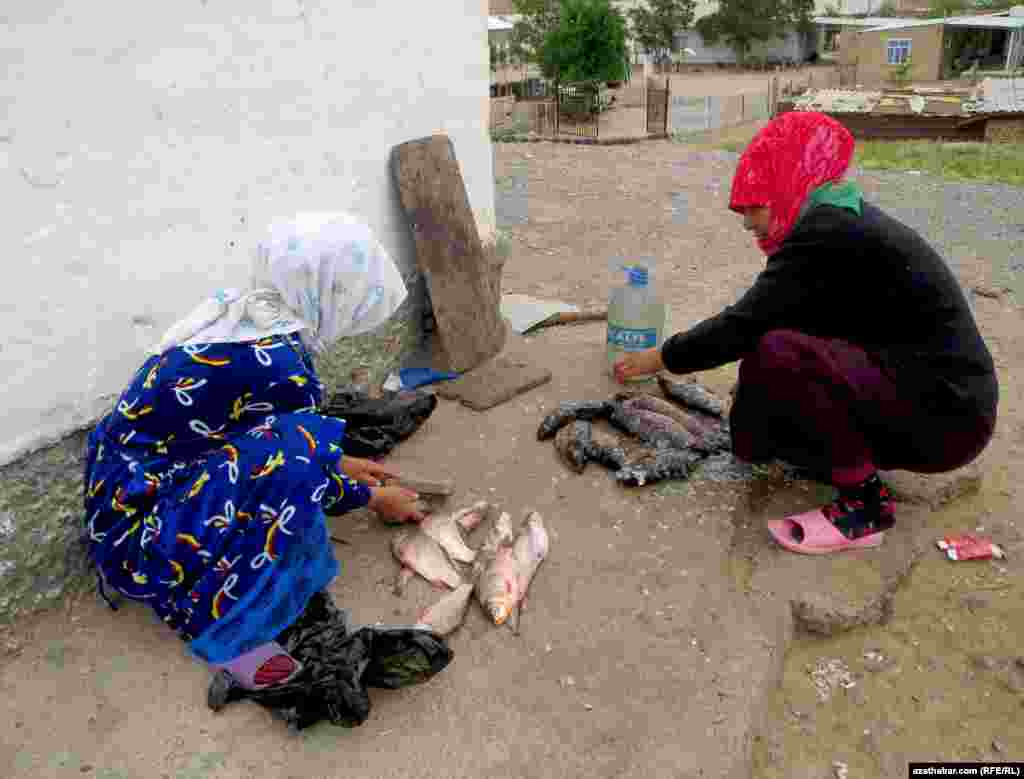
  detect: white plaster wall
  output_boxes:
[0,0,495,466]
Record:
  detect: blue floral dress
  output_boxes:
[83,333,371,664]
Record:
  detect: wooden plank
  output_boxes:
[437,352,552,412]
[436,330,552,412]
[390,135,507,374]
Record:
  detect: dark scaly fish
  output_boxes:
[536,401,613,440]
[608,403,695,450]
[618,394,702,435]
[615,448,703,487]
[621,395,732,454]
[554,421,592,474]
[695,424,732,455]
[586,427,628,471]
[658,376,724,418]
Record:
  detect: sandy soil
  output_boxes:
[1,123,1021,778]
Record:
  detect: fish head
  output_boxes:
[488,598,514,626]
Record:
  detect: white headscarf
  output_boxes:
[151,212,408,355]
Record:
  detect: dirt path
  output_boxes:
[0,136,1019,779]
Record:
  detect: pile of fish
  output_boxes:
[390,501,549,637]
[538,376,731,487]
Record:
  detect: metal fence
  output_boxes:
[490,97,516,132]
[491,67,846,138]
[509,82,600,138]
[557,82,600,138]
[669,67,844,135]
[670,91,773,134]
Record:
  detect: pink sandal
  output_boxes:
[767,508,886,555]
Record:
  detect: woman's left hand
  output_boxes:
[339,455,397,487]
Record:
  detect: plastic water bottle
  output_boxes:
[606,263,666,381]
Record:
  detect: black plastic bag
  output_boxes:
[207,592,453,731]
[321,387,438,458]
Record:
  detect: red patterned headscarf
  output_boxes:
[729,112,856,255]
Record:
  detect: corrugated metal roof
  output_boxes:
[947,15,1024,28]
[974,77,1024,113]
[863,12,1024,31]
[814,16,920,26]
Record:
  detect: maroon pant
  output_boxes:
[730,330,994,484]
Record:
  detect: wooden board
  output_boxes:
[390,135,507,374]
[437,352,552,412]
[435,328,551,411]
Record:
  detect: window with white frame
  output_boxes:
[886,38,911,65]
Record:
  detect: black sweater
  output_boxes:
[660,202,998,418]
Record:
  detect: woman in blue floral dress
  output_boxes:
[83,213,452,728]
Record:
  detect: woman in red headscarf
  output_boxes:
[614,112,998,554]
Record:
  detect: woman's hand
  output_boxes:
[339,455,397,487]
[613,348,665,384]
[368,486,423,524]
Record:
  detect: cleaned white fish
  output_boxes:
[417,582,475,636]
[419,501,490,564]
[391,528,462,595]
[508,511,549,634]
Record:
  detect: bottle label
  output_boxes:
[607,327,658,350]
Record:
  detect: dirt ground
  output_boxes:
[494,137,1024,775]
[1,128,1021,778]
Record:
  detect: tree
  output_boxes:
[974,0,1020,9]
[696,0,814,65]
[626,0,697,67]
[876,0,902,17]
[538,0,629,83]
[510,0,562,63]
[928,0,968,16]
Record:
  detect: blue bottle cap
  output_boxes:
[626,266,649,287]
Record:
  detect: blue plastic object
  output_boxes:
[398,367,460,390]
[626,266,649,287]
